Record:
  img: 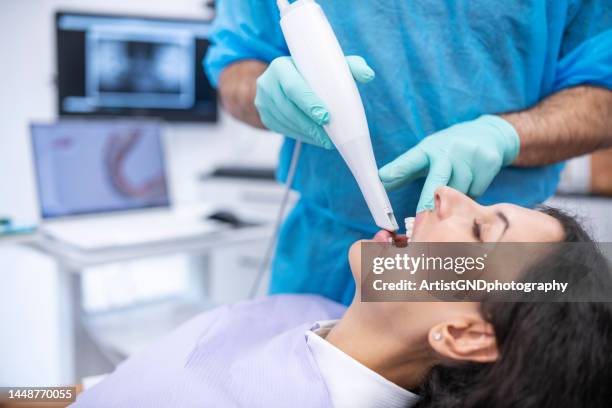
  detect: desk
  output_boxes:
[25,225,273,383]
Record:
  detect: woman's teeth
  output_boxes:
[405,217,416,239]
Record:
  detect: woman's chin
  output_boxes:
[347,240,364,280]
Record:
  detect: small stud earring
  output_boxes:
[433,332,442,341]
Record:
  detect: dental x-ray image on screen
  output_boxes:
[89,30,195,109]
[56,12,217,122]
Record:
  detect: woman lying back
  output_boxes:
[74,187,612,408]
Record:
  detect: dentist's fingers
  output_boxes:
[271,57,330,125]
[447,160,474,195]
[259,105,333,149]
[467,150,502,197]
[468,169,499,197]
[346,55,376,84]
[379,147,429,191]
[417,156,452,213]
[270,82,334,149]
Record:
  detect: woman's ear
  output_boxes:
[428,317,498,363]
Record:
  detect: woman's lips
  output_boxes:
[373,230,408,247]
[373,230,393,243]
[373,211,427,243]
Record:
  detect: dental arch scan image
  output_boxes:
[1,0,612,407]
[31,121,169,218]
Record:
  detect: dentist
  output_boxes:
[205,0,612,304]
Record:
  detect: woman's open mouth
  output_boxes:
[372,229,408,247]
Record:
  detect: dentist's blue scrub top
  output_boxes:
[206,0,612,305]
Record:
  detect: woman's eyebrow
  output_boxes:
[495,211,510,234]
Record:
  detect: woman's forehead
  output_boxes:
[492,204,564,242]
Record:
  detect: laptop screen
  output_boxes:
[31,121,170,219]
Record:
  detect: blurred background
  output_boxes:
[1,0,611,390]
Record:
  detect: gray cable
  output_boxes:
[249,140,302,299]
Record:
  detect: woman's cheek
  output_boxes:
[420,225,471,242]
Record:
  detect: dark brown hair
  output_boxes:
[414,208,612,408]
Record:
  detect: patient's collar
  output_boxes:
[306,320,419,408]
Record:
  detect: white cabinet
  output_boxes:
[207,236,273,303]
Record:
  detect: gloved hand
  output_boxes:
[378,115,520,212]
[254,55,375,149]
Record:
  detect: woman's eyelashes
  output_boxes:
[472,220,482,241]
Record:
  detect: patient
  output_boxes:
[73,187,612,408]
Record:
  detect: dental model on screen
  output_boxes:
[277,0,399,232]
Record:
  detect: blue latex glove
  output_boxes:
[379,115,520,212]
[254,56,375,149]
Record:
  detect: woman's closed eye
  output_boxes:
[472,220,482,241]
[472,212,510,242]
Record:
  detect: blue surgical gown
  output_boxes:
[205,0,612,305]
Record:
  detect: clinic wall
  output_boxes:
[0,0,280,222]
[0,0,281,386]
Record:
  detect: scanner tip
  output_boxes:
[390,232,408,248]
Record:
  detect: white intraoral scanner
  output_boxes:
[277,0,399,231]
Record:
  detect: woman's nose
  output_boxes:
[434,186,479,219]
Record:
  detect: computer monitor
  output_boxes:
[56,12,217,122]
[31,121,170,219]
